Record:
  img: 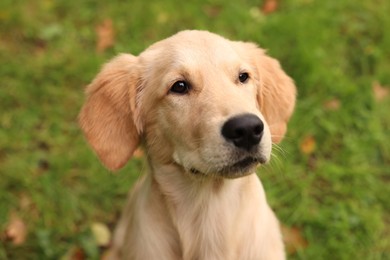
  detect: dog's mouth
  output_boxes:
[189,156,266,178]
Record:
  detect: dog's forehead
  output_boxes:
[143,31,240,68]
[177,32,234,54]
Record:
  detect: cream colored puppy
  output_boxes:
[79,30,296,260]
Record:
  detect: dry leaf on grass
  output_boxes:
[203,5,222,18]
[300,135,316,155]
[62,246,86,260]
[157,12,169,24]
[323,98,341,111]
[281,225,308,254]
[261,0,278,14]
[71,248,86,260]
[5,213,27,245]
[91,222,111,247]
[372,81,389,101]
[18,193,33,210]
[96,19,115,53]
[133,147,144,158]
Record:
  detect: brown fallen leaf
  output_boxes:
[133,147,144,158]
[96,19,115,53]
[261,0,278,14]
[71,248,85,260]
[203,5,222,18]
[157,12,169,24]
[281,225,308,255]
[5,213,27,245]
[18,193,32,210]
[372,81,389,101]
[323,98,341,111]
[62,246,86,260]
[300,135,316,155]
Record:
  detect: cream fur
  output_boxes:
[79,30,296,260]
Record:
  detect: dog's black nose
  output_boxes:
[221,114,264,151]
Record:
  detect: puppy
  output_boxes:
[79,30,296,260]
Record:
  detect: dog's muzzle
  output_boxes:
[188,113,266,178]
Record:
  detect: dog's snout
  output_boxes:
[221,114,264,151]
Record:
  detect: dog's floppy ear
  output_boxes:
[79,54,141,170]
[237,42,296,143]
[256,49,296,143]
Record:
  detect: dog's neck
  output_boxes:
[152,162,229,197]
[149,161,264,259]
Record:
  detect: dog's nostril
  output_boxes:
[234,128,245,138]
[221,114,264,151]
[253,125,263,136]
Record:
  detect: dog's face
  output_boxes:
[79,30,296,178]
[139,32,273,178]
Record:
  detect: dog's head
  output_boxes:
[79,30,296,178]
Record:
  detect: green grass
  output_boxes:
[1,0,389,259]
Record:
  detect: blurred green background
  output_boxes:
[1,0,389,259]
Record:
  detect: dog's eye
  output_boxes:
[170,81,190,94]
[238,72,249,83]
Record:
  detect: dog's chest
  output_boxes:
[167,179,263,260]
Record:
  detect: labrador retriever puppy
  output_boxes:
[79,30,296,260]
